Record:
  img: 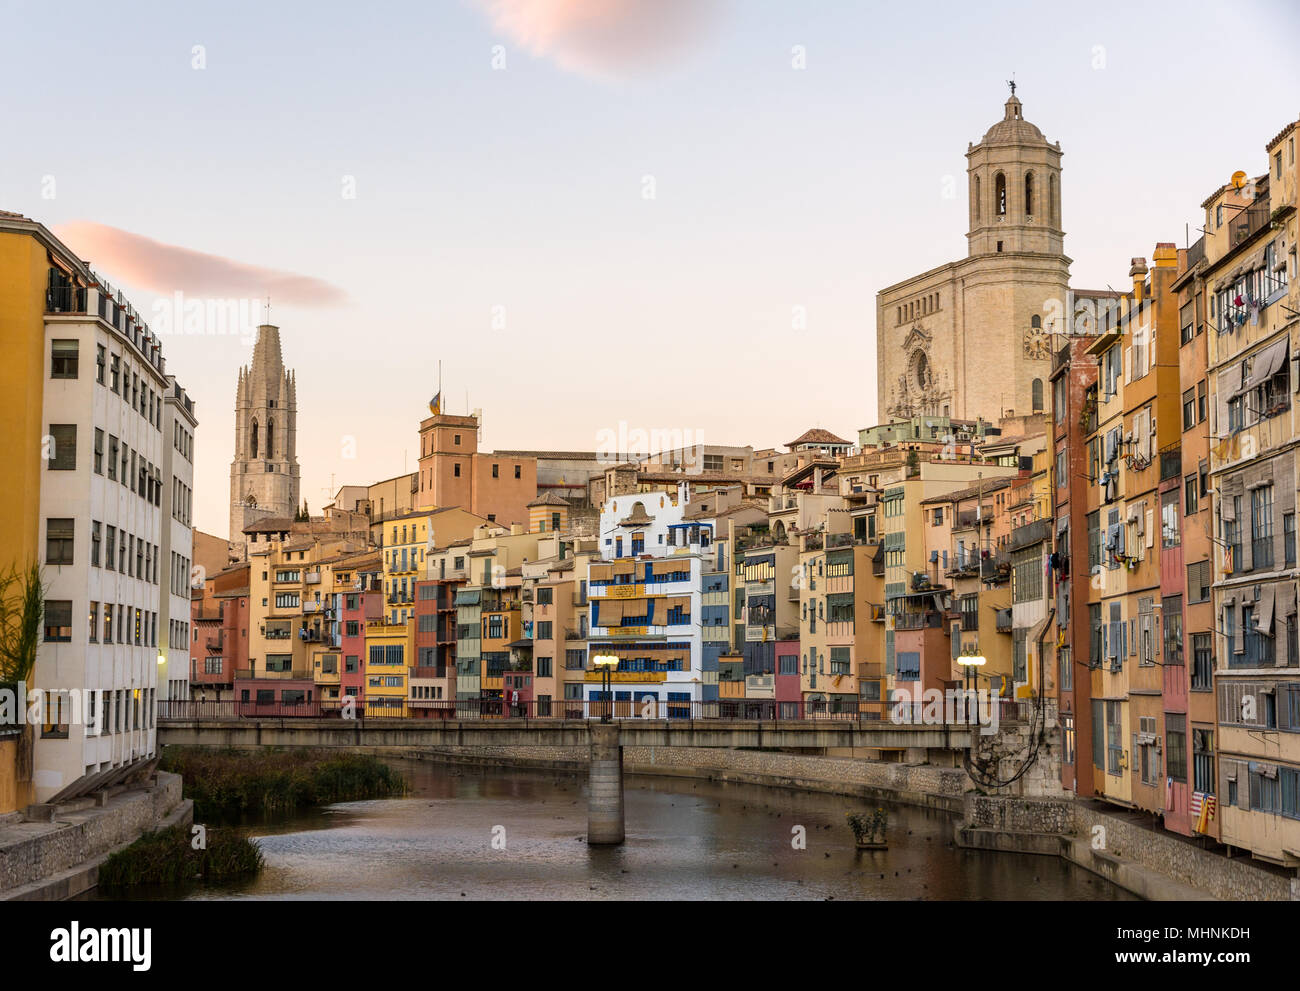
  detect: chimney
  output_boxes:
[1129,257,1149,299]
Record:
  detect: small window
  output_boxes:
[51,340,79,379]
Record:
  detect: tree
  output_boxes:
[0,562,43,684]
[295,499,310,522]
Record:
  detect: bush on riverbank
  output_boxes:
[158,748,407,821]
[97,825,264,887]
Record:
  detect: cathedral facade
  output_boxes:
[876,92,1070,425]
[229,324,300,549]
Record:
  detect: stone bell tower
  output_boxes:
[229,324,300,552]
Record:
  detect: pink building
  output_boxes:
[775,638,801,717]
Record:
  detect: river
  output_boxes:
[96,759,1136,900]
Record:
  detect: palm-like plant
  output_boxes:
[0,562,44,684]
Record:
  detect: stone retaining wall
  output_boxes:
[1069,803,1296,902]
[0,772,185,895]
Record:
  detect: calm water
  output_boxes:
[100,760,1135,900]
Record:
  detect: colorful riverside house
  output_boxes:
[1048,289,1120,799]
[411,568,459,718]
[1171,232,1217,840]
[774,637,802,718]
[739,525,798,717]
[189,561,251,702]
[681,488,765,704]
[480,576,523,715]
[921,478,1015,696]
[338,551,380,708]
[1203,121,1300,866]
[527,539,601,718]
[586,485,706,718]
[364,611,413,717]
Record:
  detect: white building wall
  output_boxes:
[33,299,183,802]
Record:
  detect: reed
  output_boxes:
[97,825,264,887]
[159,747,407,821]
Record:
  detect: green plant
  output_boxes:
[98,824,264,887]
[845,808,888,844]
[159,747,407,821]
[0,562,43,684]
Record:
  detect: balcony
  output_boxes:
[411,665,451,680]
[893,610,943,631]
[1009,518,1052,551]
[980,549,1010,582]
[206,632,224,651]
[1227,199,1272,249]
[234,667,313,681]
[955,508,993,530]
[45,283,88,314]
[995,607,1013,633]
[304,571,321,584]
[826,532,854,549]
[303,601,324,614]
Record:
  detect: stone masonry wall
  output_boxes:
[0,772,184,893]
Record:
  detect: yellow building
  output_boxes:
[364,616,414,717]
[0,212,53,813]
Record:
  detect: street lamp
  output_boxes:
[956,652,986,725]
[591,653,619,723]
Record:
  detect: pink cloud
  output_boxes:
[54,221,348,306]
[475,0,723,78]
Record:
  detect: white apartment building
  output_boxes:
[160,379,198,700]
[586,483,707,715]
[35,263,193,803]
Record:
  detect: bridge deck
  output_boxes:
[158,717,977,750]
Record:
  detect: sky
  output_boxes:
[3,0,1297,540]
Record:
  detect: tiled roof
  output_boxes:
[527,491,570,507]
[787,428,852,448]
[919,477,1013,505]
[242,517,293,533]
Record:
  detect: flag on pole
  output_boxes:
[429,391,441,415]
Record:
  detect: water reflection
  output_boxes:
[100,760,1135,901]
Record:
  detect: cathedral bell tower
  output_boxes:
[966,91,1064,258]
[229,324,300,553]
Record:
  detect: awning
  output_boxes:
[1244,337,1290,391]
[612,560,636,576]
[590,564,613,583]
[1056,517,1069,535]
[1257,585,1275,635]
[599,600,626,623]
[454,589,481,605]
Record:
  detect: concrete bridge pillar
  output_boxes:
[587,722,625,845]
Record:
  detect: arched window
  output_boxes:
[1031,315,1041,329]
[1032,378,1044,412]
[250,419,259,459]
[995,173,1007,216]
[973,175,981,221]
[1049,175,1058,225]
[267,418,275,459]
[1024,172,1035,216]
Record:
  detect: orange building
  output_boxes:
[415,412,537,527]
